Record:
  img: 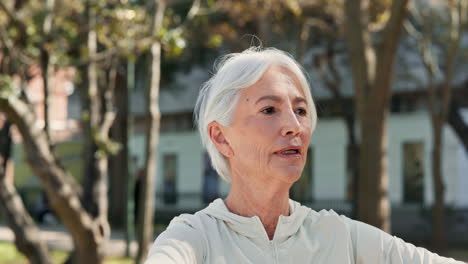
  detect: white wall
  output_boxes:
[311,118,347,200]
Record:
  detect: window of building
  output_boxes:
[403,142,424,204]
[160,113,194,133]
[162,154,178,204]
[202,152,219,204]
[291,147,313,203]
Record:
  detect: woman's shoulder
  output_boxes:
[145,212,210,264]
[296,207,356,243]
[167,211,207,230]
[303,207,354,229]
[158,208,216,244]
[302,207,391,245]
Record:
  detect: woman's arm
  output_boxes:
[350,219,465,264]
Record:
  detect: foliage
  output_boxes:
[0,0,195,76]
[0,75,14,98]
[0,242,133,264]
[13,140,83,185]
[0,242,67,264]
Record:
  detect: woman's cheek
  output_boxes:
[252,144,265,161]
[256,118,280,134]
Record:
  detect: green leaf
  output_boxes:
[0,76,14,99]
[207,34,223,48]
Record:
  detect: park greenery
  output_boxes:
[0,0,467,263]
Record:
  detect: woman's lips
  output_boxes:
[274,148,302,160]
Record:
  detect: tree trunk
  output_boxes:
[40,0,55,143]
[82,5,104,218]
[80,0,113,255]
[431,121,447,252]
[345,117,360,219]
[344,0,409,232]
[0,184,53,264]
[0,121,53,264]
[426,1,463,252]
[135,1,166,263]
[109,61,128,229]
[67,2,117,262]
[40,49,53,142]
[358,106,391,231]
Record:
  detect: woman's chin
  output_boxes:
[273,167,303,182]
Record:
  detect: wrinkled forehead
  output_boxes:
[241,65,307,100]
[274,65,304,93]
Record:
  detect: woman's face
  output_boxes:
[222,65,312,185]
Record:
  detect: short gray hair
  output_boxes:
[194,47,317,183]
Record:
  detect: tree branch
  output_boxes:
[439,0,463,124]
[0,26,34,65]
[0,2,27,40]
[343,0,375,116]
[303,17,338,38]
[167,0,203,35]
[373,0,409,107]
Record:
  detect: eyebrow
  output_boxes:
[255,95,307,105]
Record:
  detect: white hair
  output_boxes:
[194,47,317,183]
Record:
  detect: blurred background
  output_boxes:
[0,0,467,263]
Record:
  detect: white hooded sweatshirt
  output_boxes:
[145,199,464,264]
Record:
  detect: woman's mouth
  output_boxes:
[280,149,299,154]
[274,147,302,159]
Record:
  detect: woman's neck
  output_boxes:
[224,179,290,240]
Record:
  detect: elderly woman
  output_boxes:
[145,48,463,264]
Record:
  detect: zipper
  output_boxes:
[271,240,279,263]
[254,215,282,263]
[271,216,284,263]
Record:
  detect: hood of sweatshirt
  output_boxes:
[200,198,312,244]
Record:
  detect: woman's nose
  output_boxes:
[280,110,301,136]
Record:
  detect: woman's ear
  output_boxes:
[208,121,234,158]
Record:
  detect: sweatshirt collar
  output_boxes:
[201,198,311,244]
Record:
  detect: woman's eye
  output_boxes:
[295,108,307,116]
[261,107,275,115]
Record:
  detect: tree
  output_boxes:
[0,112,52,264]
[135,0,170,261]
[0,0,126,262]
[135,0,204,262]
[343,0,410,232]
[0,1,59,263]
[40,0,56,143]
[406,0,467,252]
[108,61,129,230]
[135,1,166,261]
[1,0,200,261]
[0,77,110,263]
